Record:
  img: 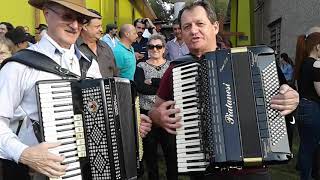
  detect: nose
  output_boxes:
[69,20,80,30]
[190,24,199,35]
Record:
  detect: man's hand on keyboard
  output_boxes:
[19,142,67,178]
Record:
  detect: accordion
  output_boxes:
[173,46,292,173]
[35,78,142,180]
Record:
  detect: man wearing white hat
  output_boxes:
[0,0,102,179]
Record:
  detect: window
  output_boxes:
[268,18,282,60]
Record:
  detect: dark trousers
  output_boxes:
[297,98,320,180]
[141,109,178,180]
[190,170,271,180]
[0,159,30,180]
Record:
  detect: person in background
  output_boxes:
[15,26,36,45]
[133,18,149,62]
[294,27,320,180]
[0,37,14,64]
[77,9,118,78]
[165,18,189,61]
[0,22,14,37]
[101,23,119,50]
[114,24,137,80]
[35,24,48,42]
[280,53,294,87]
[5,28,29,53]
[134,34,176,180]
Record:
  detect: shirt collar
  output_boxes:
[118,41,133,52]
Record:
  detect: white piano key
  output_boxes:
[177,146,201,153]
[39,86,71,93]
[172,63,199,72]
[43,118,74,128]
[177,128,200,135]
[173,72,198,81]
[178,161,208,168]
[176,133,200,140]
[177,153,205,162]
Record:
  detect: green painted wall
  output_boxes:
[230,0,254,46]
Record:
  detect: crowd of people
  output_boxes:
[1,0,320,180]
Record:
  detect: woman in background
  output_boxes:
[295,27,320,180]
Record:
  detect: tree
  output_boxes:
[147,0,230,22]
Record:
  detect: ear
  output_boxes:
[82,25,88,31]
[212,21,219,35]
[317,44,320,51]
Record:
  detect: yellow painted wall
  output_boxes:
[0,1,35,33]
[0,0,151,35]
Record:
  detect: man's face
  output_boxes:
[135,22,145,37]
[127,26,138,44]
[0,44,11,63]
[155,24,161,33]
[173,24,182,40]
[111,28,118,37]
[180,6,219,55]
[44,4,86,48]
[84,18,103,41]
[0,24,8,37]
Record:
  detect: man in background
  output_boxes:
[114,24,137,80]
[101,23,119,50]
[77,9,118,78]
[165,18,189,61]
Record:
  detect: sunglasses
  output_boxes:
[47,7,88,24]
[148,44,163,50]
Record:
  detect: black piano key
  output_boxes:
[57,134,75,140]
[185,131,200,136]
[51,90,71,94]
[185,144,201,149]
[57,127,75,133]
[51,84,70,88]
[66,167,81,173]
[61,158,78,165]
[59,147,77,154]
[53,103,73,107]
[55,116,73,121]
[186,159,206,163]
[54,108,74,113]
[60,140,76,146]
[61,172,81,179]
[52,95,72,100]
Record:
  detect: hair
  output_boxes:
[87,9,101,24]
[0,22,14,32]
[133,18,145,27]
[172,18,179,26]
[106,24,118,33]
[119,24,132,38]
[148,34,166,47]
[177,1,217,26]
[0,37,14,63]
[280,53,294,66]
[294,32,320,80]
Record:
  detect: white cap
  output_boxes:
[306,26,320,37]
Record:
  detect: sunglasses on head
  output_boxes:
[148,44,163,50]
[47,7,88,24]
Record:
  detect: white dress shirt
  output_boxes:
[0,33,101,162]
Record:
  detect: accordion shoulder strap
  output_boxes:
[1,49,82,78]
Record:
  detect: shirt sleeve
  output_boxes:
[0,62,30,162]
[157,64,174,101]
[134,66,158,95]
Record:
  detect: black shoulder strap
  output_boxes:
[1,49,83,78]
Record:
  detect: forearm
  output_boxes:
[0,116,28,163]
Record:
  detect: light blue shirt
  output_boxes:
[101,34,119,50]
[165,38,189,61]
[0,33,101,162]
[114,42,136,80]
[280,63,293,81]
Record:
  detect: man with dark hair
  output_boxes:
[5,28,29,53]
[101,23,119,50]
[114,24,137,80]
[149,1,299,180]
[0,22,14,37]
[35,23,48,42]
[77,9,118,78]
[165,18,189,61]
[132,18,149,62]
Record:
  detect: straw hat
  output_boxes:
[28,0,100,18]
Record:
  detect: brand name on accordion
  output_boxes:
[223,83,234,125]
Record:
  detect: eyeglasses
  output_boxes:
[47,7,88,24]
[148,44,163,50]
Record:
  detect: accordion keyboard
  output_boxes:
[38,81,82,180]
[173,63,209,172]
